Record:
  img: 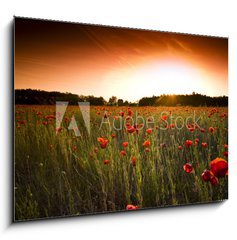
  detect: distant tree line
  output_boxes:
[138,92,228,107]
[15,89,106,105]
[15,89,228,106]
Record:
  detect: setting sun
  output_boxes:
[15,18,228,102]
[103,59,212,101]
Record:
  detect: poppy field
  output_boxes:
[14,105,228,221]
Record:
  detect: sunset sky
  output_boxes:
[15,18,228,102]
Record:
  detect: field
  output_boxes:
[14,105,228,221]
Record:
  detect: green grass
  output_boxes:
[14,105,228,221]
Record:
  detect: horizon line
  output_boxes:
[15,88,229,102]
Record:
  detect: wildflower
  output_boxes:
[97,137,109,149]
[128,108,132,116]
[185,140,193,147]
[146,128,152,134]
[210,158,228,178]
[126,204,138,210]
[127,125,135,133]
[178,145,182,150]
[20,120,27,125]
[45,115,56,120]
[104,159,110,165]
[210,175,219,186]
[169,123,175,129]
[145,147,150,152]
[200,128,206,133]
[131,157,136,167]
[122,142,129,148]
[111,133,116,138]
[143,140,151,147]
[201,142,208,148]
[209,127,214,133]
[120,150,126,157]
[183,163,193,173]
[119,111,124,117]
[201,169,211,182]
[72,146,77,152]
[42,121,47,125]
[161,115,167,121]
[223,151,228,157]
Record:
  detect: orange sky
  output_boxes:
[15,17,228,102]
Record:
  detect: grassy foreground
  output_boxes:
[14,105,228,221]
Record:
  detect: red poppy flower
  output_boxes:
[147,117,153,122]
[126,204,138,210]
[122,142,129,148]
[209,127,215,133]
[185,140,193,147]
[210,158,228,178]
[201,142,208,148]
[200,128,206,133]
[111,133,116,138]
[178,145,182,150]
[183,163,193,173]
[128,108,132,116]
[126,126,135,133]
[126,116,131,121]
[131,157,136,166]
[161,115,167,121]
[104,159,110,165]
[72,146,77,152]
[42,121,47,126]
[20,120,27,125]
[97,137,109,149]
[224,144,228,149]
[120,150,126,156]
[119,111,124,117]
[146,128,152,134]
[195,138,199,146]
[201,169,211,181]
[145,147,150,152]
[143,140,151,147]
[65,117,69,123]
[210,175,219,186]
[45,115,56,120]
[223,151,228,157]
[36,111,42,116]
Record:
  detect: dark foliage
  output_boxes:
[15,89,228,106]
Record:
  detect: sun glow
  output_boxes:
[103,60,209,102]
